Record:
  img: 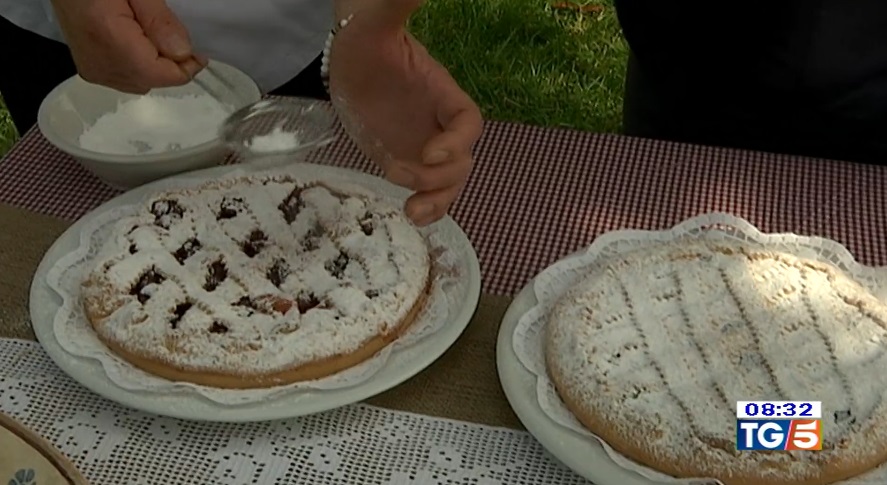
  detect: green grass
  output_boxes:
[0,0,626,157]
[411,0,627,132]
[0,94,16,156]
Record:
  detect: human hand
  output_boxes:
[50,0,205,93]
[329,0,483,226]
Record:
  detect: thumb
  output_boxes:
[360,0,425,32]
[129,0,193,61]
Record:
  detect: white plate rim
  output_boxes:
[496,249,662,485]
[29,163,482,423]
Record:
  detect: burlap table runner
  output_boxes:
[0,203,522,429]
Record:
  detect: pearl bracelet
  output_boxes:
[320,14,354,94]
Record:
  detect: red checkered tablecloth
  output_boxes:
[1,119,885,296]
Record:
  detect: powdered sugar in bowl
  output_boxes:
[37,60,261,190]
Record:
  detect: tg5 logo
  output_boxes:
[736,419,822,450]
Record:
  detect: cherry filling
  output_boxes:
[278,186,305,223]
[236,295,296,315]
[267,259,290,288]
[296,291,321,314]
[173,238,202,264]
[169,301,192,329]
[325,252,350,279]
[302,221,325,251]
[234,296,256,316]
[150,199,185,229]
[241,230,267,258]
[130,268,165,304]
[254,295,294,314]
[218,196,246,220]
[204,259,228,291]
[359,212,374,236]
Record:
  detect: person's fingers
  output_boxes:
[114,29,192,88]
[422,108,483,175]
[384,164,417,189]
[384,81,480,197]
[129,0,194,61]
[424,88,483,168]
[421,118,480,169]
[387,155,471,193]
[403,184,462,226]
[383,75,479,223]
[177,56,205,79]
[53,0,194,93]
[78,24,187,92]
[97,79,150,95]
[191,53,209,67]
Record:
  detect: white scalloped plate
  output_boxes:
[29,163,481,422]
[497,248,660,485]
[497,216,887,485]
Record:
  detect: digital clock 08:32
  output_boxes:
[735,401,822,419]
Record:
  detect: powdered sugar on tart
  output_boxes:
[82,175,430,389]
[545,240,887,485]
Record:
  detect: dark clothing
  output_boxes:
[614,1,887,164]
[0,15,328,137]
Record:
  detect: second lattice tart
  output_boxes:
[81,175,431,389]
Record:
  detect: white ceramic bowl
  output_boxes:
[37,60,261,189]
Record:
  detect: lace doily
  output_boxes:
[45,164,471,405]
[512,212,887,485]
[0,339,596,485]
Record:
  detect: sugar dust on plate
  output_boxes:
[245,126,302,153]
[78,93,233,155]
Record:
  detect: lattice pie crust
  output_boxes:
[545,240,887,485]
[81,175,430,389]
